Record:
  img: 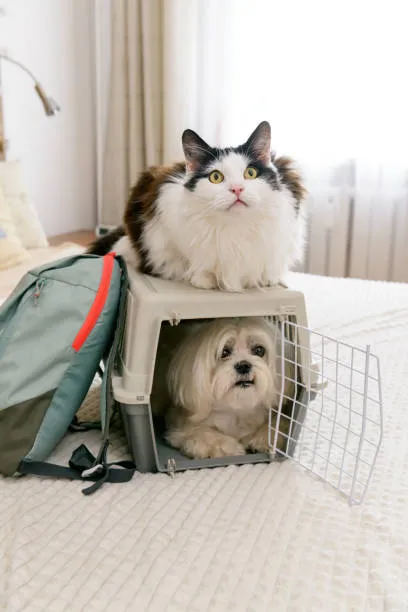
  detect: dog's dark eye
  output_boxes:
[221,346,232,359]
[252,345,265,358]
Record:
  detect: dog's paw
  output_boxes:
[182,432,246,459]
[243,424,271,454]
[243,423,288,454]
[189,271,217,290]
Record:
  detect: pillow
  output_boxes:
[0,182,31,271]
[0,160,48,249]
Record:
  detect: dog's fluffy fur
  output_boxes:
[161,317,294,459]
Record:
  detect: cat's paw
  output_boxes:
[190,271,217,290]
[259,276,288,289]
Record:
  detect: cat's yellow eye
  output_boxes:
[209,170,224,184]
[244,166,258,180]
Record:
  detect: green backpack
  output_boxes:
[0,252,135,494]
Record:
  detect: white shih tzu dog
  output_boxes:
[163,317,293,459]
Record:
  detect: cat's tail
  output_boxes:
[86,226,126,255]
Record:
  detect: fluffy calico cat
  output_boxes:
[88,121,306,291]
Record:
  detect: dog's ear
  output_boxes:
[167,332,213,422]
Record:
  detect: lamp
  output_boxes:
[0,53,60,159]
[0,53,60,116]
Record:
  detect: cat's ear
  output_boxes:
[182,129,212,172]
[245,121,271,165]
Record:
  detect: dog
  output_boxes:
[160,317,295,459]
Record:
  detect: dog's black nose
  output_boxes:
[234,361,252,375]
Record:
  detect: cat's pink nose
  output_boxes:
[230,185,244,197]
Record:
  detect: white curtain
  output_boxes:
[95,0,408,281]
[218,0,408,282]
[94,0,228,227]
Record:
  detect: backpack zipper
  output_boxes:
[33,278,46,306]
[72,253,116,352]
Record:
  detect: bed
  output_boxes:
[1,244,407,612]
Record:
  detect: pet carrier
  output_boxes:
[113,269,383,505]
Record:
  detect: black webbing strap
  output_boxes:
[19,444,135,495]
[80,254,134,494]
[68,415,101,432]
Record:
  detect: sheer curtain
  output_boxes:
[218,0,408,281]
[95,0,407,281]
[94,0,228,227]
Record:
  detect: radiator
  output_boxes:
[301,161,408,283]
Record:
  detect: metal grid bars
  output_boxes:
[269,320,383,506]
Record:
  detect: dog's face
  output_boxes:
[167,318,278,422]
[211,320,277,412]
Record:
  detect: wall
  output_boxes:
[0,0,96,236]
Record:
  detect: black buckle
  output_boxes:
[69,444,97,472]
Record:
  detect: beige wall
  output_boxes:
[0,0,96,236]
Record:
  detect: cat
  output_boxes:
[88,121,307,291]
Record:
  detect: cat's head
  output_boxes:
[181,121,305,216]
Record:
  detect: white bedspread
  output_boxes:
[1,252,408,611]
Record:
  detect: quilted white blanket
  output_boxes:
[1,251,408,611]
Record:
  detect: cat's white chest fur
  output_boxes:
[142,173,304,291]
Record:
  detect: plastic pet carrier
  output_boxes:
[113,270,383,506]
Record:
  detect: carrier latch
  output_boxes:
[166,457,177,477]
[169,312,181,326]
